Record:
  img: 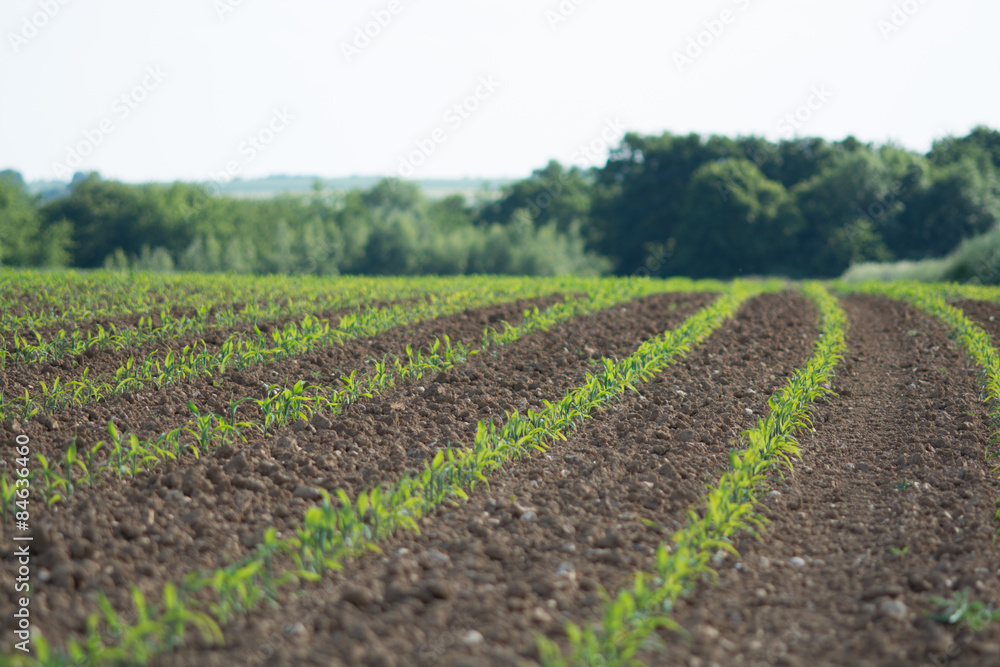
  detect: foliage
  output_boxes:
[4,127,999,279]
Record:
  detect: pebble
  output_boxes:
[284,622,307,637]
[293,486,322,501]
[880,599,908,621]
[462,630,484,647]
[790,557,806,568]
[745,408,754,415]
[555,561,577,583]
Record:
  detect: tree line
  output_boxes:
[2,126,999,279]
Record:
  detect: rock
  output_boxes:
[118,523,145,540]
[38,415,59,430]
[880,599,908,621]
[422,580,454,600]
[555,561,577,584]
[293,486,322,501]
[284,622,307,637]
[531,607,553,624]
[418,549,452,569]
[790,557,806,568]
[485,543,508,561]
[595,531,624,549]
[341,586,372,607]
[462,630,484,647]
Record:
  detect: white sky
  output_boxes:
[1,0,997,183]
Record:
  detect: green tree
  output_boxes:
[672,159,803,277]
[0,171,70,266]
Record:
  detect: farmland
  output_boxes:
[1,271,999,666]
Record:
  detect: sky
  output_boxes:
[1,0,997,184]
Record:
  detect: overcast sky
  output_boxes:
[1,0,997,184]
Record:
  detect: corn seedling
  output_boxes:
[537,283,847,666]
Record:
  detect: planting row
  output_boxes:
[0,282,568,421]
[649,292,1000,666]
[0,279,687,515]
[1,284,745,664]
[153,289,820,667]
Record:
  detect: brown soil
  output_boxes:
[956,299,1000,344]
[11,291,999,667]
[0,295,564,471]
[646,295,1000,666]
[149,292,819,667]
[0,297,430,413]
[3,292,713,649]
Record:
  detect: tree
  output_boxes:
[477,161,593,235]
[0,171,70,266]
[672,160,803,277]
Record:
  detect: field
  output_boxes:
[1,271,999,667]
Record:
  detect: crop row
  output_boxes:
[0,278,718,516]
[1,276,460,367]
[5,274,601,367]
[1,272,531,334]
[0,283,560,421]
[1,271,422,332]
[538,283,848,666]
[6,281,773,666]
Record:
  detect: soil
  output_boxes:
[1,292,713,650]
[956,299,1000,344]
[0,297,427,413]
[0,295,565,473]
[149,292,820,667]
[7,291,1000,667]
[643,295,1000,666]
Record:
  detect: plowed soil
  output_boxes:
[0,295,565,471]
[647,295,1000,666]
[151,292,820,666]
[6,290,1000,667]
[2,291,713,650]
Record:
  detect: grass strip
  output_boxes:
[536,282,847,666]
[5,280,772,666]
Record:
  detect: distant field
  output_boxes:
[2,272,999,666]
[27,176,520,202]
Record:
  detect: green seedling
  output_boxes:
[929,590,1000,632]
[34,454,64,506]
